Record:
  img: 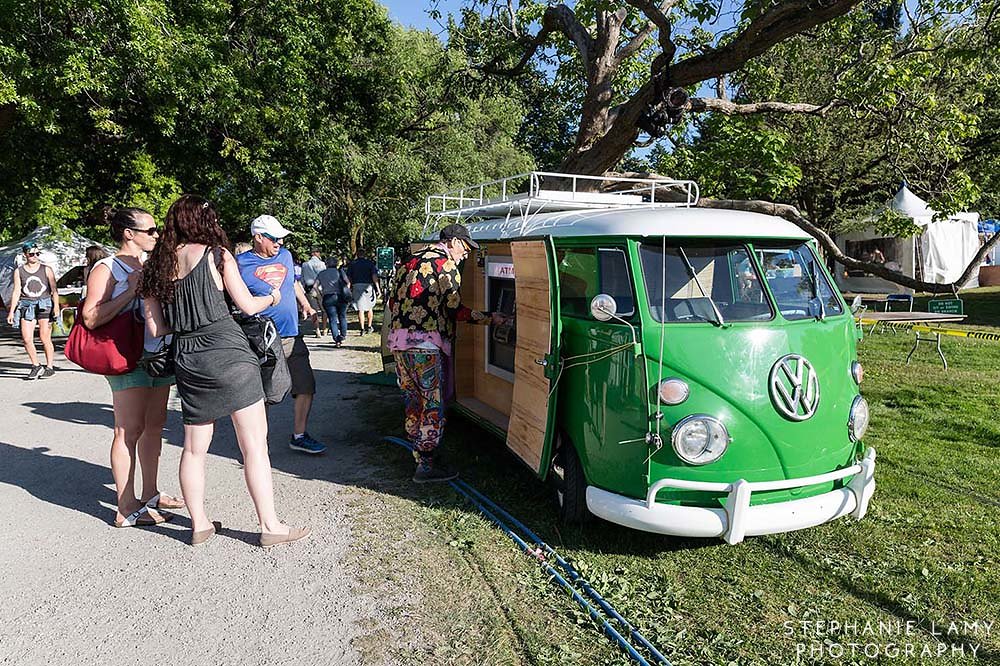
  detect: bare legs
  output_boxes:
[19,319,38,366]
[137,385,171,502]
[36,319,54,367]
[19,318,54,368]
[180,421,214,532]
[180,399,289,535]
[110,386,156,524]
[293,393,313,436]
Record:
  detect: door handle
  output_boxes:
[534,358,548,366]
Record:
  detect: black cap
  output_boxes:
[439,223,479,249]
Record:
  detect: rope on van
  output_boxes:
[655,236,668,445]
[382,436,672,666]
[547,342,636,399]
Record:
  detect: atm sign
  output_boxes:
[488,262,515,279]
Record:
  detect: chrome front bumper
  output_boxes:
[586,447,876,544]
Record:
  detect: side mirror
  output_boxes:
[590,294,618,322]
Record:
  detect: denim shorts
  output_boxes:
[106,365,175,392]
[15,297,53,324]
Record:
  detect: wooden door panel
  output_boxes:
[507,240,557,473]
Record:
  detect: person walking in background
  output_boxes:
[387,224,500,483]
[142,195,309,547]
[236,215,326,455]
[79,245,109,301]
[347,249,379,335]
[6,242,60,379]
[301,249,327,337]
[79,208,183,528]
[314,261,351,347]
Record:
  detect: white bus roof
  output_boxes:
[423,206,813,243]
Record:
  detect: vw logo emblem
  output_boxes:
[769,355,820,421]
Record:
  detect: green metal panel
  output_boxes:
[552,237,863,508]
[535,236,562,478]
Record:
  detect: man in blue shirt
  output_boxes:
[237,215,326,455]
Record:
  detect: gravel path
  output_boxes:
[0,331,392,666]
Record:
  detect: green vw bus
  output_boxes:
[416,172,875,544]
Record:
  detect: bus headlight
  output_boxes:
[848,395,870,442]
[671,415,730,465]
[658,378,690,405]
[851,361,864,385]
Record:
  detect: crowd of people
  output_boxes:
[4,195,495,545]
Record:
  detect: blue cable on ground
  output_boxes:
[452,478,672,666]
[382,436,671,666]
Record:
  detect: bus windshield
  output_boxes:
[754,242,844,320]
[639,243,774,323]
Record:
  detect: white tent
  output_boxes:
[836,184,981,293]
[0,226,114,307]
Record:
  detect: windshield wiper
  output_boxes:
[809,260,827,321]
[677,247,727,327]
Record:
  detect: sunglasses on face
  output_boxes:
[261,233,284,245]
[26,251,41,256]
[130,226,160,236]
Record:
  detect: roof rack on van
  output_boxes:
[423,171,699,237]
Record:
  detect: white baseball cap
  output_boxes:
[250,214,292,239]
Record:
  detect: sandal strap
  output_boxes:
[117,505,149,528]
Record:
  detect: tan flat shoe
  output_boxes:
[191,521,222,546]
[259,526,310,548]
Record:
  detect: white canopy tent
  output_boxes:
[0,226,113,307]
[836,184,981,293]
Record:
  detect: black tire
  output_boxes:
[551,434,590,524]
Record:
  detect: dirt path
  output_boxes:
[0,331,396,665]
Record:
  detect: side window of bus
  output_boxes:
[557,248,635,318]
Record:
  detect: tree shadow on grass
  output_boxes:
[758,536,1000,661]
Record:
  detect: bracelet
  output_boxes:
[269,292,278,306]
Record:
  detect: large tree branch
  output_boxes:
[479,4,594,77]
[615,1,680,66]
[687,96,847,115]
[670,0,864,85]
[699,198,996,293]
[562,0,863,175]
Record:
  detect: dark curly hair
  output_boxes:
[141,194,230,303]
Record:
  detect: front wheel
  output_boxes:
[550,435,590,524]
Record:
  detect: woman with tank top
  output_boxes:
[142,194,309,547]
[6,243,60,379]
[79,208,185,528]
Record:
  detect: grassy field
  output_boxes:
[356,295,999,665]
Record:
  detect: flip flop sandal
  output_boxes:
[115,505,174,528]
[144,492,186,511]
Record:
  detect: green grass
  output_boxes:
[358,297,1000,665]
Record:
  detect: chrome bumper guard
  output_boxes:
[586,447,876,544]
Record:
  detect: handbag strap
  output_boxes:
[111,257,141,313]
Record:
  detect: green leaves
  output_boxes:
[0,0,532,252]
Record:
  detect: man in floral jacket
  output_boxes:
[387,223,498,483]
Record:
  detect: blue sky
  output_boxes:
[381,1,459,31]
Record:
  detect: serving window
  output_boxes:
[485,256,517,380]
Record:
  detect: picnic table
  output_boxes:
[857,311,967,370]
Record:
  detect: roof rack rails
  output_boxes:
[423,171,699,237]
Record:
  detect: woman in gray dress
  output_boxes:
[142,194,309,547]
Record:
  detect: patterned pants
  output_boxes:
[394,349,445,467]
